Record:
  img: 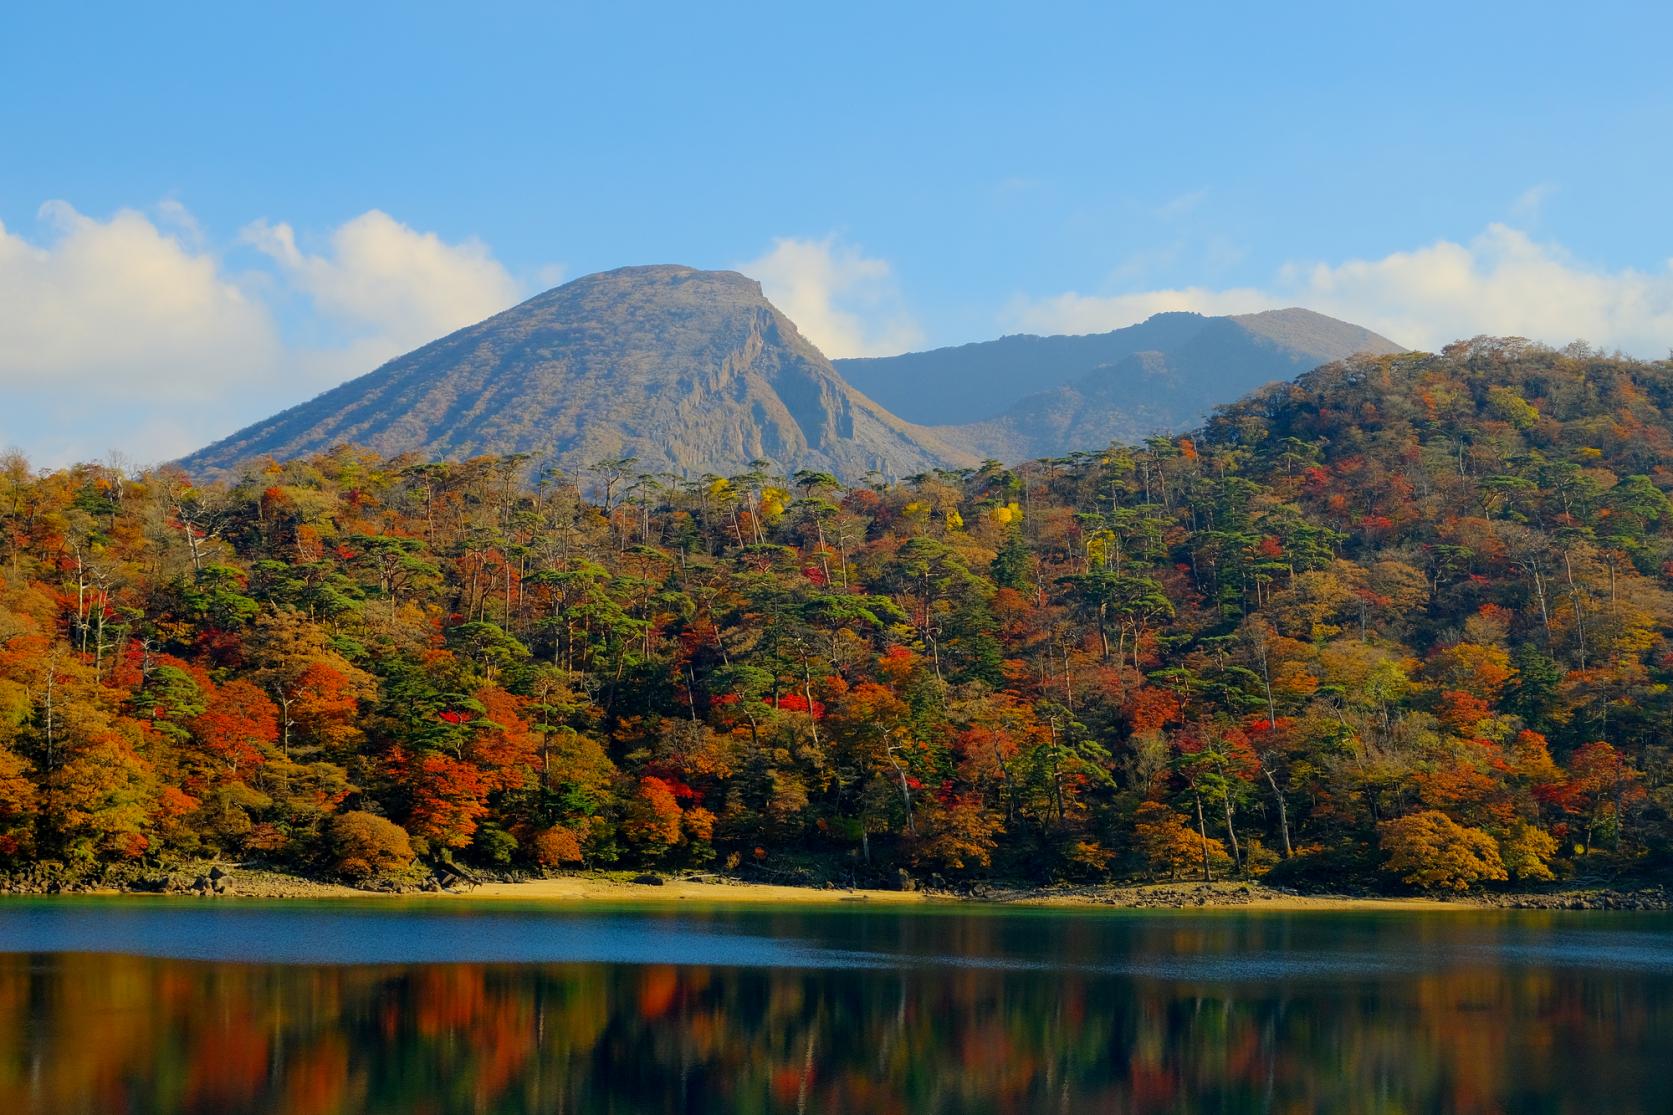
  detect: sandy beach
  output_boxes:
[26,866,1663,911]
[453,875,1464,911]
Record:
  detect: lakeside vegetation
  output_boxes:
[1,338,1671,896]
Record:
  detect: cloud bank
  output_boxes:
[1009,225,1673,356]
[0,202,280,398]
[741,236,924,359]
[0,203,526,464]
[244,210,522,357]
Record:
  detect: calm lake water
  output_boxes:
[0,900,1669,1113]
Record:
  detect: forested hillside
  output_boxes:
[3,337,1671,892]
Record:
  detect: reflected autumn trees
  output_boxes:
[0,912,1667,1114]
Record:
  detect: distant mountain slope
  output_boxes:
[183,266,973,480]
[835,311,1209,425]
[935,310,1407,460]
[943,350,1188,461]
[836,308,1405,440]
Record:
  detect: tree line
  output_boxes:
[1,336,1670,891]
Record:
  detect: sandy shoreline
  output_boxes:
[455,877,1463,911]
[464,876,934,905]
[13,868,1665,911]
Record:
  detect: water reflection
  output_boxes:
[0,907,1669,1113]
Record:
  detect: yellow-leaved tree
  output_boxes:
[1378,810,1507,892]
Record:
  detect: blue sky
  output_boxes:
[3,1,1671,463]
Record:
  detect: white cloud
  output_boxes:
[0,202,280,397]
[1009,224,1673,356]
[740,236,924,359]
[154,198,207,248]
[0,202,527,466]
[1156,188,1209,220]
[1011,285,1274,336]
[1509,183,1557,224]
[243,209,523,358]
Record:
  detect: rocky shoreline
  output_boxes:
[979,880,1673,911]
[1470,886,1671,911]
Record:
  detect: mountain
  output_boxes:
[836,308,1405,457]
[182,265,974,480]
[835,311,1210,425]
[184,266,1402,480]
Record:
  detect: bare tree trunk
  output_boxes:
[1264,766,1293,857]
[886,740,916,835]
[1221,791,1242,872]
[1194,793,1214,883]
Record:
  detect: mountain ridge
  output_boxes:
[931,309,1406,460]
[836,307,1404,439]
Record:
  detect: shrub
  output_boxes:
[1498,821,1559,881]
[327,811,415,880]
[473,824,518,866]
[1262,841,1380,890]
[910,797,1003,872]
[1242,837,1281,877]
[1133,801,1229,881]
[532,825,584,866]
[623,776,683,856]
[1378,810,1507,892]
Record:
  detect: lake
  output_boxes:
[0,899,1668,1113]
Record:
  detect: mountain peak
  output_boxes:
[1226,307,1404,357]
[181,266,968,480]
[554,264,762,293]
[513,265,768,323]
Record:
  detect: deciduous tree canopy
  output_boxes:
[1,339,1671,892]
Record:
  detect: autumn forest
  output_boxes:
[2,337,1671,895]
